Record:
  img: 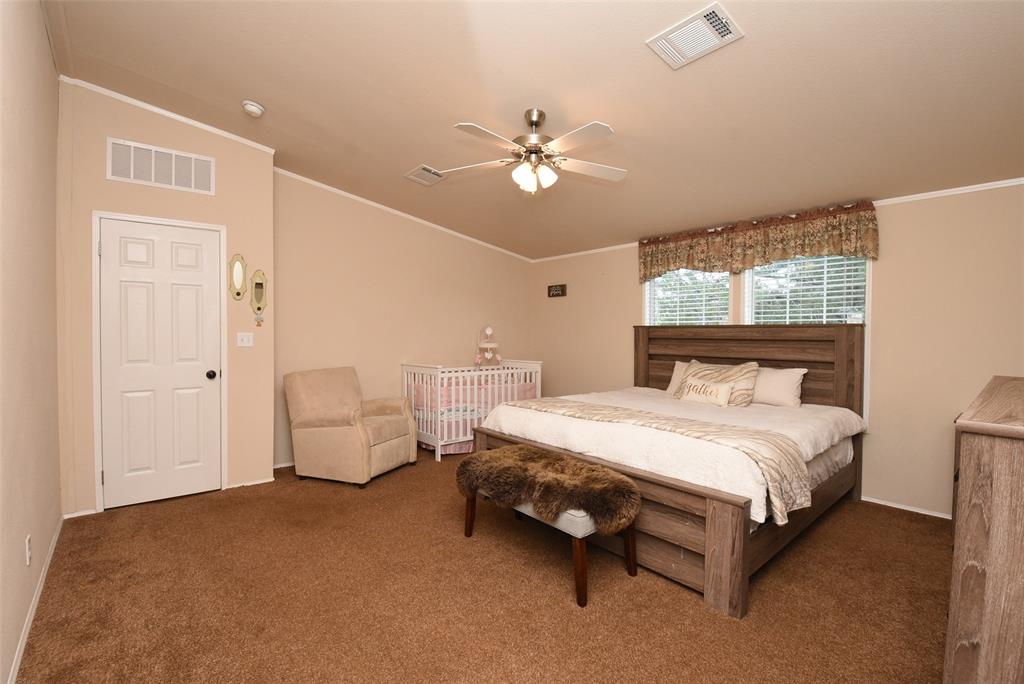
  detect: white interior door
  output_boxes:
[99,217,222,508]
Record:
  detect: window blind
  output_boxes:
[645,269,730,325]
[747,256,866,324]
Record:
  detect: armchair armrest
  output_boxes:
[290,406,361,430]
[362,397,411,418]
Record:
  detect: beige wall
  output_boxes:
[56,83,276,514]
[525,185,1024,516]
[529,246,642,398]
[42,76,1024,520]
[0,2,62,680]
[866,185,1024,514]
[273,171,532,466]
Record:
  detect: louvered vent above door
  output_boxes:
[107,138,215,195]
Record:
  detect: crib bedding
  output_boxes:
[412,381,538,444]
[406,368,539,455]
[482,387,866,522]
[413,381,537,412]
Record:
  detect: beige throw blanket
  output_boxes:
[504,398,810,524]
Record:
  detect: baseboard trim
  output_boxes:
[6,519,62,684]
[861,496,952,520]
[62,509,97,520]
[273,461,294,469]
[227,476,275,488]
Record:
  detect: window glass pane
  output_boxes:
[749,256,866,324]
[645,269,730,325]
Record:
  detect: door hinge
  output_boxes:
[100,470,104,485]
[97,241,102,257]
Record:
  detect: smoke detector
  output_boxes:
[647,3,744,70]
[241,99,265,118]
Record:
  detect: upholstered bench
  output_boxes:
[456,445,641,607]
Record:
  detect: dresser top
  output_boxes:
[956,375,1024,440]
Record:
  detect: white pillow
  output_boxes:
[665,361,691,395]
[678,379,733,407]
[752,367,808,407]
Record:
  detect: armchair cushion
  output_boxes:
[364,415,411,446]
[284,367,363,426]
[362,397,409,418]
[290,406,360,430]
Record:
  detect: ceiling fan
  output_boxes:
[405,108,627,193]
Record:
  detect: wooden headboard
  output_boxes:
[634,324,865,414]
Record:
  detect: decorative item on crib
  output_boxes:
[475,325,501,367]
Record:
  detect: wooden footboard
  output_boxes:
[473,427,863,618]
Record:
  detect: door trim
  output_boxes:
[91,211,228,512]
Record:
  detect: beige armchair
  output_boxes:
[283,367,417,485]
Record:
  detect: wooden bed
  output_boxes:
[473,324,865,618]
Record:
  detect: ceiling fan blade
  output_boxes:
[439,159,516,176]
[553,157,628,182]
[544,121,614,154]
[454,123,524,151]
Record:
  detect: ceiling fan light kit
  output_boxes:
[407,107,627,194]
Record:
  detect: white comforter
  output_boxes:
[482,387,867,522]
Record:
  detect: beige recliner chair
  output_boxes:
[283,367,417,485]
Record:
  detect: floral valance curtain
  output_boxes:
[638,200,879,283]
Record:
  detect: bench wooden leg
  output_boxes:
[464,494,476,537]
[572,537,588,607]
[624,522,638,577]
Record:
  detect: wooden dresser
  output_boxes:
[945,376,1024,683]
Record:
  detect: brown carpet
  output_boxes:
[20,451,952,683]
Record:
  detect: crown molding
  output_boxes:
[61,75,1021,256]
[58,76,275,155]
[531,241,637,263]
[873,177,1023,206]
[273,168,532,262]
[274,168,642,263]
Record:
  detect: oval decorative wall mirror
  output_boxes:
[228,254,247,300]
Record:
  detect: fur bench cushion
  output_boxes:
[456,445,641,535]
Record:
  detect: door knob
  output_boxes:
[206,370,218,380]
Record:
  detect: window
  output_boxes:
[644,256,868,326]
[746,256,867,324]
[644,269,730,325]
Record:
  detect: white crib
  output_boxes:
[402,360,542,461]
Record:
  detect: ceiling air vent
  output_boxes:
[107,138,215,194]
[404,164,444,186]
[647,2,744,70]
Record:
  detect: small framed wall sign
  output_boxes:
[547,284,567,298]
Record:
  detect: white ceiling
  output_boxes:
[45,1,1024,258]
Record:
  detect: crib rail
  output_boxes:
[402,360,542,461]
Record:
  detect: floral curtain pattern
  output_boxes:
[638,200,879,282]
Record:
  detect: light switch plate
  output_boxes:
[236,332,254,347]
